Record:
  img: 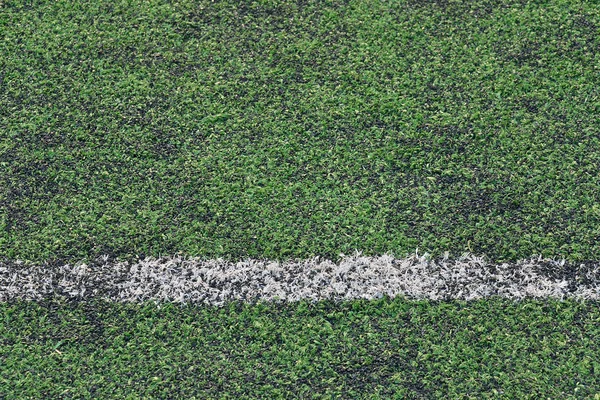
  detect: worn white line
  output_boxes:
[1,250,599,306]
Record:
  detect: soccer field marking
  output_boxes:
[2,250,598,305]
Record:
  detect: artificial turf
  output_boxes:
[1,0,599,397]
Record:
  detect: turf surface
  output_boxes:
[1,0,600,398]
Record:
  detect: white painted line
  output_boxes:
[1,250,599,306]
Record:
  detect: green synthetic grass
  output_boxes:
[3,0,599,268]
[1,0,600,397]
[2,297,600,399]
